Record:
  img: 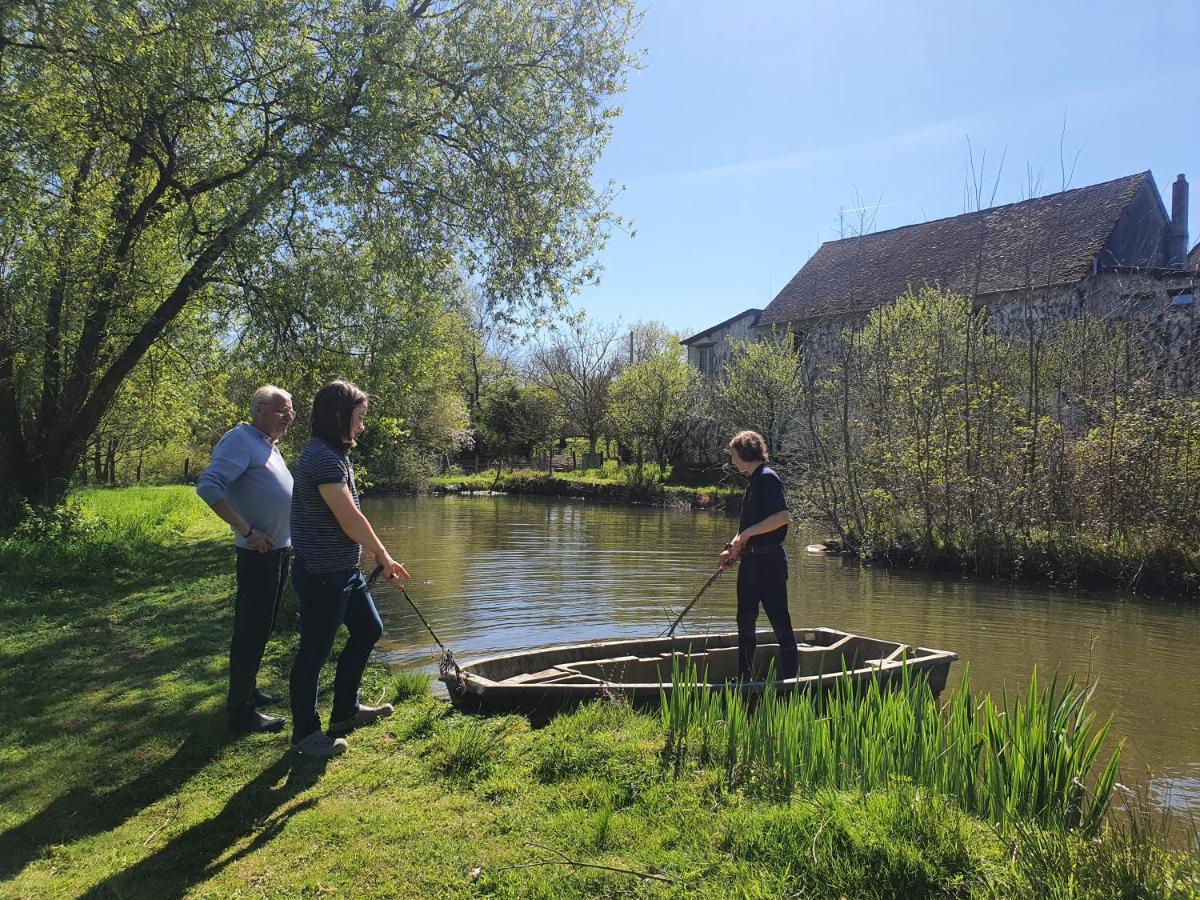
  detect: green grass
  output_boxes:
[0,486,1196,897]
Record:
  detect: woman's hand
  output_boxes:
[380,555,411,585]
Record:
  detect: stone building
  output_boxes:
[681,307,762,377]
[688,171,1196,380]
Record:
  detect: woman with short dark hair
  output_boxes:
[288,379,410,757]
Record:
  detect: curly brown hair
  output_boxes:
[729,430,768,463]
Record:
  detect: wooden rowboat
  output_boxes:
[440,627,957,715]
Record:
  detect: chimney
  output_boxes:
[1169,174,1188,268]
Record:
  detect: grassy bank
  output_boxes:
[1,486,1197,897]
[428,469,742,511]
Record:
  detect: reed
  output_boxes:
[660,658,1122,836]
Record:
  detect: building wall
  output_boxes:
[789,270,1197,387]
[685,313,762,379]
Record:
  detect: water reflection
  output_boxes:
[364,494,1200,815]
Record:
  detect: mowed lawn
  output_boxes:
[0,486,1196,898]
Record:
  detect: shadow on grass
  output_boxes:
[81,753,329,898]
[0,725,227,881]
[0,535,302,883]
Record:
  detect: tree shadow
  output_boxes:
[81,752,329,898]
[0,725,226,880]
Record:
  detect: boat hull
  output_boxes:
[440,627,957,716]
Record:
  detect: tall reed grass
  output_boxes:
[660,657,1121,836]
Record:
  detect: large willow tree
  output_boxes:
[0,0,636,517]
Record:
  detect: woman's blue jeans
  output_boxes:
[288,556,384,742]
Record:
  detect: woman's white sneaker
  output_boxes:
[291,731,348,757]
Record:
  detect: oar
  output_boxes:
[665,561,729,638]
[368,564,464,690]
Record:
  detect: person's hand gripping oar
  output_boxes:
[664,540,739,638]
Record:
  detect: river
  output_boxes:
[364,493,1200,816]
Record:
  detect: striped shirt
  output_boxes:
[290,437,362,573]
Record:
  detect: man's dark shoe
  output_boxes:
[229,707,286,735]
[253,688,284,707]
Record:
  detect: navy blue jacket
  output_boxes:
[738,463,789,548]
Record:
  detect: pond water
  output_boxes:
[364,494,1200,816]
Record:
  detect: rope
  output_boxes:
[368,564,464,693]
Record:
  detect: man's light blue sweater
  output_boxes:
[196,423,293,549]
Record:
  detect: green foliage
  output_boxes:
[661,659,1122,837]
[786,287,1200,596]
[477,377,558,461]
[0,486,219,589]
[8,499,98,543]
[707,330,806,454]
[609,344,702,466]
[0,0,639,509]
[427,717,520,781]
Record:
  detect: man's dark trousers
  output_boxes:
[228,547,290,711]
[736,550,798,681]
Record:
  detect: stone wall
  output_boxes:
[686,312,762,379]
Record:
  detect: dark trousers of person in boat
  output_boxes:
[288,556,384,742]
[736,548,798,681]
[228,547,290,713]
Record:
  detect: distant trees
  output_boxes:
[529,319,625,454]
[707,331,807,456]
[609,345,702,469]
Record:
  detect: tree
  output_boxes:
[453,286,517,429]
[477,377,556,474]
[0,0,637,520]
[529,317,623,453]
[707,330,806,456]
[609,344,701,468]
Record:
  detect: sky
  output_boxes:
[572,0,1200,338]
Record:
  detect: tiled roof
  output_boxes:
[681,308,762,345]
[761,172,1152,325]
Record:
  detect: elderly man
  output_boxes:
[197,385,296,734]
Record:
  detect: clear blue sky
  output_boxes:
[574,0,1200,337]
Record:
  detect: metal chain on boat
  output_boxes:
[368,564,465,696]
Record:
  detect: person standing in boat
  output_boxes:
[288,379,411,758]
[718,430,798,682]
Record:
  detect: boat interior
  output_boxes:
[468,628,921,687]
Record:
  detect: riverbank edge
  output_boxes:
[420,470,743,511]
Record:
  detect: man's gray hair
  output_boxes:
[250,385,291,416]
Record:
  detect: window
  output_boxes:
[1130,293,1157,314]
